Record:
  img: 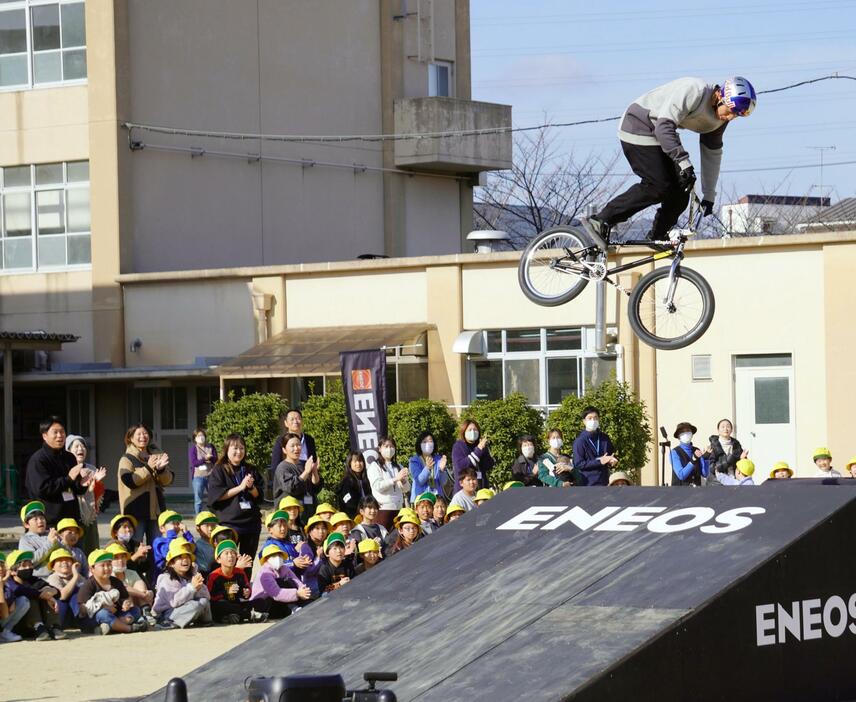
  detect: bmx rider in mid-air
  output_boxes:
[581,76,757,246]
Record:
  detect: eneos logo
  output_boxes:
[351,369,372,391]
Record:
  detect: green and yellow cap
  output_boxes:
[49,548,75,566]
[157,510,182,528]
[194,511,218,527]
[265,510,290,528]
[323,532,346,554]
[215,539,239,559]
[414,491,437,506]
[20,500,45,523]
[6,549,34,568]
[87,549,113,567]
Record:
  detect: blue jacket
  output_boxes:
[152,529,196,574]
[258,536,301,571]
[408,455,448,502]
[572,430,615,486]
[671,443,709,485]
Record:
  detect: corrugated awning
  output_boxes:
[218,323,432,378]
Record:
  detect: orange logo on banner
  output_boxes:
[351,369,372,391]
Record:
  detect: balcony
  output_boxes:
[394,97,512,173]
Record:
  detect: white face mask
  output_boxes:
[522,445,535,459]
[465,429,479,442]
[380,446,395,460]
[195,434,206,445]
[679,432,694,444]
[549,438,563,450]
[116,532,132,543]
[421,442,434,455]
[267,556,283,570]
[111,562,126,574]
[585,419,599,432]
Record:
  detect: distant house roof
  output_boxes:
[800,197,856,231]
[737,195,830,207]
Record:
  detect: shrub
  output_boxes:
[387,399,458,462]
[546,378,651,484]
[301,379,351,493]
[205,392,289,484]
[461,393,545,488]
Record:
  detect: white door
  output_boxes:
[734,355,796,482]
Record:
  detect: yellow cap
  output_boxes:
[769,461,793,479]
[812,447,832,461]
[278,495,303,511]
[357,539,380,554]
[305,514,330,531]
[396,513,423,532]
[265,510,291,528]
[109,514,138,535]
[502,481,524,490]
[314,502,336,515]
[157,510,182,528]
[210,525,238,542]
[88,549,113,567]
[194,511,218,527]
[736,458,755,477]
[329,512,354,529]
[48,548,75,566]
[20,500,45,523]
[259,543,287,563]
[443,504,466,523]
[56,518,83,535]
[844,455,856,470]
[474,488,495,502]
[172,535,196,554]
[393,507,417,529]
[6,550,35,568]
[105,543,130,557]
[165,540,195,565]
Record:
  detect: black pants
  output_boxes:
[211,599,255,621]
[235,529,260,578]
[251,597,292,620]
[598,142,689,239]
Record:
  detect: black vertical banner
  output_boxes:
[340,349,388,469]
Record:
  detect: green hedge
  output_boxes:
[301,379,351,491]
[546,378,651,484]
[462,393,545,487]
[387,399,457,463]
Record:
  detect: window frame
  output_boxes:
[0,0,87,92]
[428,60,453,98]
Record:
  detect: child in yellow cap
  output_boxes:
[3,550,61,640]
[46,548,83,628]
[56,517,89,578]
[317,533,355,594]
[297,515,329,596]
[193,511,219,577]
[152,510,196,575]
[1,551,30,642]
[717,458,756,486]
[813,447,841,478]
[152,541,211,629]
[259,510,311,574]
[473,488,495,506]
[846,456,856,479]
[768,462,794,480]
[105,543,155,620]
[206,540,268,624]
[355,539,382,575]
[278,496,306,546]
[413,492,439,535]
[78,549,147,635]
[443,503,466,524]
[17,501,60,578]
[387,514,422,556]
[250,544,313,618]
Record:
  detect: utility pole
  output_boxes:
[807,146,836,204]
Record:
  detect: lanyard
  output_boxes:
[589,436,601,455]
[232,465,246,487]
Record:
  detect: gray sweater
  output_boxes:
[617,77,727,201]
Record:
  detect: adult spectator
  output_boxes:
[24,416,87,526]
[670,422,709,486]
[572,407,618,486]
[188,428,217,515]
[367,437,410,530]
[335,451,372,519]
[702,419,745,485]
[408,431,448,502]
[208,434,264,564]
[117,423,173,547]
[65,435,107,554]
[272,431,323,510]
[510,435,539,486]
[538,429,576,487]
[451,419,494,492]
[269,409,317,474]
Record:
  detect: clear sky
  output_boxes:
[470,0,856,205]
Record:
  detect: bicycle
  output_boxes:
[517,193,715,350]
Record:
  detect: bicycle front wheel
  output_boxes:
[627,265,715,350]
[518,227,593,306]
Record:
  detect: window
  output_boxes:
[384,347,428,404]
[0,160,90,271]
[160,387,188,431]
[428,61,452,97]
[195,385,219,427]
[0,1,86,90]
[469,327,617,409]
[754,377,790,424]
[692,354,712,381]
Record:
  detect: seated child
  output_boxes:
[768,462,794,480]
[329,512,358,564]
[152,541,212,629]
[387,514,423,556]
[105,543,155,624]
[46,548,83,628]
[354,539,381,576]
[432,496,448,526]
[250,544,312,618]
[3,549,61,641]
[846,457,856,480]
[260,510,311,573]
[211,525,253,570]
[473,488,495,506]
[444,503,466,524]
[314,502,337,522]
[413,492,439,534]
[350,496,389,554]
[56,518,89,578]
[384,507,418,553]
[152,510,196,575]
[108,514,151,583]
[17,501,60,578]
[278,495,307,538]
[0,551,30,642]
[813,447,841,478]
[449,468,478,512]
[77,549,147,635]
[193,511,219,577]
[718,458,757,486]
[297,515,329,597]
[207,540,267,624]
[317,533,355,594]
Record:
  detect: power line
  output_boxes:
[123,74,855,146]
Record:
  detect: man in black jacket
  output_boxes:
[269,408,317,473]
[24,416,86,526]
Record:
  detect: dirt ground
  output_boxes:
[1,620,273,702]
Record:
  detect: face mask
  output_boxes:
[585,419,599,432]
[522,445,535,459]
[267,556,283,570]
[112,562,126,574]
[195,435,206,445]
[549,438,563,450]
[679,432,694,444]
[421,442,434,455]
[465,430,479,442]
[380,446,395,460]
[116,532,132,543]
[16,568,34,581]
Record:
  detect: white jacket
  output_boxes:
[367,460,410,510]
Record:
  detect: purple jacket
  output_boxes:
[188,443,217,482]
[250,562,304,603]
[451,439,494,492]
[298,540,325,594]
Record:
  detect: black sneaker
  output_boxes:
[49,627,67,641]
[131,621,148,633]
[579,216,610,250]
[34,626,51,642]
[221,614,242,625]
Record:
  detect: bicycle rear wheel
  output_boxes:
[518,227,593,306]
[627,265,715,350]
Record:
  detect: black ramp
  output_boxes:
[144,487,856,701]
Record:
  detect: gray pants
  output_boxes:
[1,596,30,633]
[161,599,212,629]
